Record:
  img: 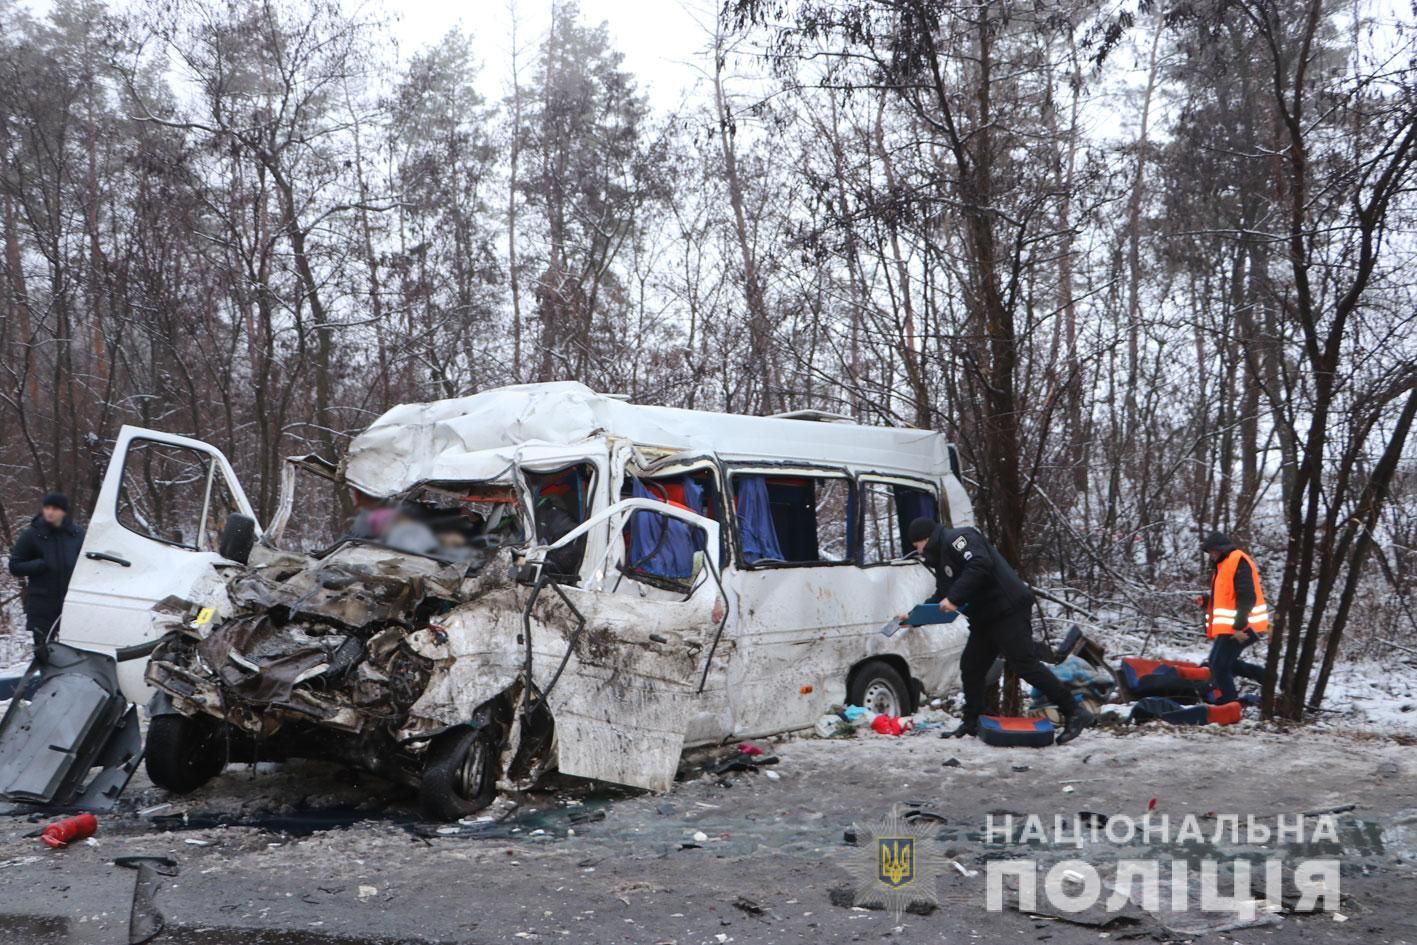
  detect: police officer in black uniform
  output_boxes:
[903,517,1093,744]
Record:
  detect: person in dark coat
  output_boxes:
[902,518,1094,745]
[8,492,86,659]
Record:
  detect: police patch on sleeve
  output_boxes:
[951,536,967,552]
[944,566,954,577]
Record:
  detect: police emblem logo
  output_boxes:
[952,536,967,551]
[849,806,945,918]
[944,565,954,577]
[878,837,914,888]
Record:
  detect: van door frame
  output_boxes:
[61,425,259,702]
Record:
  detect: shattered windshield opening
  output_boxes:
[345,482,526,563]
[274,461,531,564]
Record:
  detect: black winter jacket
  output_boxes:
[8,514,86,618]
[923,525,1033,624]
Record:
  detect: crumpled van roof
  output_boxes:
[342,381,952,496]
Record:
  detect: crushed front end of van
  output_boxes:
[143,530,558,819]
[143,467,729,820]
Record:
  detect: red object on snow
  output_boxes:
[40,813,98,849]
[735,742,764,756]
[871,715,905,736]
[1207,701,1244,725]
[1148,797,1158,811]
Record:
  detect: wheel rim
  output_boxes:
[862,678,902,717]
[455,735,488,798]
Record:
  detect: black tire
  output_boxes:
[145,713,228,794]
[420,721,501,821]
[848,660,914,717]
[219,514,257,563]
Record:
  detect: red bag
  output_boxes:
[871,715,905,736]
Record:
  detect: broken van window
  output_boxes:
[202,471,242,553]
[731,473,854,566]
[617,508,710,593]
[526,465,594,579]
[621,475,712,585]
[117,439,226,550]
[274,464,350,554]
[861,479,938,563]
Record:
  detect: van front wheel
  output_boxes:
[420,719,501,821]
[849,661,912,717]
[145,713,228,794]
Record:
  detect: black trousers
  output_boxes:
[960,607,1076,721]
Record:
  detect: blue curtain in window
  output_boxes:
[628,479,696,579]
[681,476,707,551]
[736,476,783,563]
[894,487,938,557]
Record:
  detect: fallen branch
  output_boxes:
[1031,585,1097,622]
[1379,638,1417,657]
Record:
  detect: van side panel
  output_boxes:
[722,562,964,735]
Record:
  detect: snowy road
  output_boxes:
[1,718,1414,945]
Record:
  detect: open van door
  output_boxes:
[524,497,726,792]
[62,426,259,701]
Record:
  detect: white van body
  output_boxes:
[63,382,974,797]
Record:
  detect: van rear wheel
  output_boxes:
[849,661,912,717]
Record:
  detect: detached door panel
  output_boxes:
[63,426,257,701]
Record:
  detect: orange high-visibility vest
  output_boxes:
[1208,549,1269,638]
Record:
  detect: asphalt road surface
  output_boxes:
[1,720,1414,945]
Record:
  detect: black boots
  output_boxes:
[1056,706,1095,745]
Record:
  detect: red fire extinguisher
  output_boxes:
[40,813,98,848]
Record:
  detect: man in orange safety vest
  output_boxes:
[1195,531,1270,704]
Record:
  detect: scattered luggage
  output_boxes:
[1031,655,1115,710]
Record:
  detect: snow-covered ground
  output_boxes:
[1308,658,1417,735]
[0,631,27,675]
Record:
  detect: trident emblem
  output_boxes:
[878,837,915,888]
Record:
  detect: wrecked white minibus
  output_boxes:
[56,382,974,818]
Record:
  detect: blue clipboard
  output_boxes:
[907,603,964,626]
[881,603,966,637]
